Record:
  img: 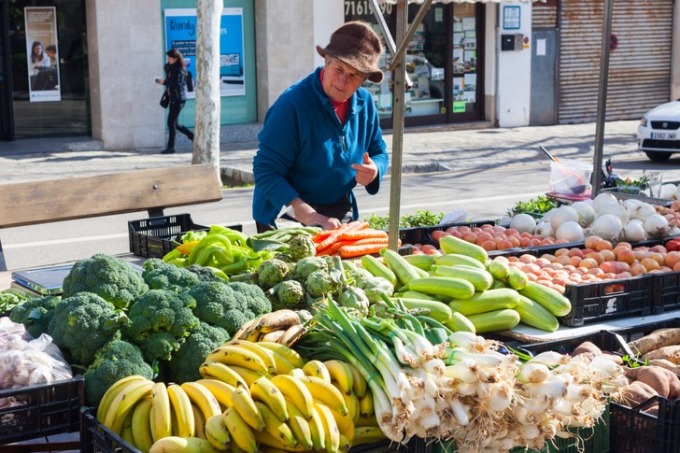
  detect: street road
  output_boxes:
[2,153,680,271]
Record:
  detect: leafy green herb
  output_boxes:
[508,195,557,217]
[364,210,444,230]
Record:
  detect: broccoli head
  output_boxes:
[185,264,225,283]
[288,235,316,261]
[125,289,200,362]
[142,259,201,292]
[188,281,250,335]
[83,333,154,406]
[228,281,272,319]
[166,321,230,384]
[257,259,290,289]
[47,292,130,366]
[9,295,60,338]
[62,253,148,310]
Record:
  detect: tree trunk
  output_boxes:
[193,0,223,174]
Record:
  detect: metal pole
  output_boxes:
[369,0,413,88]
[592,0,613,197]
[387,0,408,251]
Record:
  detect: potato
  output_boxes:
[623,366,640,382]
[648,358,680,375]
[613,381,658,407]
[642,345,680,365]
[651,366,680,399]
[629,328,680,355]
[572,341,603,356]
[637,366,671,398]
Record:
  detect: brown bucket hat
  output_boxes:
[316,21,384,83]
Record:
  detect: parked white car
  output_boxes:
[637,99,680,161]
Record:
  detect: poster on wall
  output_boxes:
[25,7,61,102]
[164,8,245,98]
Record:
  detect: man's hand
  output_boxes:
[352,152,378,187]
[290,198,341,230]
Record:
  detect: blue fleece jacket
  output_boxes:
[252,67,389,227]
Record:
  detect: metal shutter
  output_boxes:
[532,0,557,29]
[558,0,673,124]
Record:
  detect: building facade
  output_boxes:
[0,0,678,149]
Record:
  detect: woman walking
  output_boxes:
[157,48,193,154]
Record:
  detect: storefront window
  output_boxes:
[453,3,479,116]
[5,0,89,139]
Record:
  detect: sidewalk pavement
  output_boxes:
[0,120,643,186]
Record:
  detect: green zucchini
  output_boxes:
[515,295,560,332]
[435,253,486,270]
[487,259,510,280]
[399,290,438,300]
[432,264,493,292]
[361,254,397,286]
[448,288,520,316]
[395,298,453,322]
[439,235,488,263]
[402,254,436,271]
[507,267,529,290]
[519,281,572,317]
[444,312,476,334]
[380,248,421,287]
[407,276,475,300]
[467,309,521,333]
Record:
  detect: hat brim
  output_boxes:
[317,45,384,83]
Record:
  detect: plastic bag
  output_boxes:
[439,208,468,225]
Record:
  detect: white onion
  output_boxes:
[510,213,537,234]
[592,192,618,212]
[644,214,670,238]
[550,206,579,232]
[535,221,553,238]
[555,221,585,243]
[623,219,647,242]
[659,183,677,200]
[597,201,629,224]
[588,214,623,241]
[629,202,657,221]
[571,201,596,228]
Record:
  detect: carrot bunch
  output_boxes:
[312,221,399,258]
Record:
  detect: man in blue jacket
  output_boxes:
[252,21,390,232]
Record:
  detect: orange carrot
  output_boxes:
[352,237,391,246]
[317,240,353,256]
[312,230,333,243]
[338,243,384,259]
[338,229,388,241]
[315,221,368,253]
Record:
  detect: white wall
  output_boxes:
[314,0,344,69]
[496,3,532,127]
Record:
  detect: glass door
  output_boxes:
[0,0,14,140]
[452,3,484,122]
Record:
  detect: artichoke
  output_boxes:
[338,286,370,316]
[305,269,341,298]
[275,280,305,308]
[257,259,290,289]
[288,235,316,261]
[292,257,328,281]
[358,276,395,304]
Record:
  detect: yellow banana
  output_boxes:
[223,407,258,453]
[255,309,300,334]
[285,399,314,451]
[314,403,340,453]
[205,344,269,374]
[347,363,367,398]
[278,324,306,347]
[330,407,355,444]
[254,429,310,452]
[104,378,154,435]
[149,436,220,453]
[338,434,352,453]
[228,340,277,374]
[342,391,359,424]
[205,414,231,451]
[290,368,307,380]
[302,360,332,382]
[269,374,314,420]
[254,401,298,450]
[200,361,248,388]
[355,414,379,428]
[131,397,154,452]
[191,404,207,439]
[352,426,387,446]
[121,423,135,447]
[181,381,222,421]
[307,404,326,452]
[97,374,149,421]
[230,383,265,431]
[196,378,236,409]
[250,376,288,422]
[359,391,374,418]
[167,383,195,438]
[267,349,296,374]
[256,341,305,368]
[301,375,349,416]
[259,329,286,344]
[151,382,172,442]
[324,360,354,396]
[229,365,265,386]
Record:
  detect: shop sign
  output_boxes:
[164,8,245,98]
[25,7,61,103]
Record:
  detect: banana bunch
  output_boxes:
[233,309,311,346]
[96,340,386,452]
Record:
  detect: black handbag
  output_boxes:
[160,92,169,108]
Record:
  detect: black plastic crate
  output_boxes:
[609,396,680,453]
[128,214,242,259]
[518,330,621,356]
[650,271,680,314]
[400,219,497,247]
[80,407,137,453]
[351,437,434,452]
[559,274,653,327]
[0,376,83,445]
